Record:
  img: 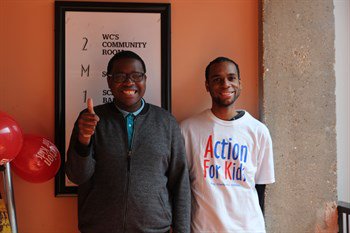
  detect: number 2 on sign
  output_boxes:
[82,37,88,51]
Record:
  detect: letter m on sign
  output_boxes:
[81,64,90,77]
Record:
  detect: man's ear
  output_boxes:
[205,80,209,92]
[143,74,147,81]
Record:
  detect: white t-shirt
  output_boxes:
[180,109,275,233]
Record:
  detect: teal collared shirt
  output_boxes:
[115,99,145,149]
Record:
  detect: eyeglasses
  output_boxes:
[107,72,145,83]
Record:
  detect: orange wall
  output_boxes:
[0,0,258,232]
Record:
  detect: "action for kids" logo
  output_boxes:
[203,135,249,185]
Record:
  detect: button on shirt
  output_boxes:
[115,99,145,149]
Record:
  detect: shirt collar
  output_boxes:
[115,98,145,118]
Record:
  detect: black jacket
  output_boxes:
[66,102,190,233]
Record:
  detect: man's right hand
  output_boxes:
[78,98,100,145]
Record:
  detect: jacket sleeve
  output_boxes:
[167,118,191,233]
[65,115,96,185]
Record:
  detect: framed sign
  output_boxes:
[54,1,171,196]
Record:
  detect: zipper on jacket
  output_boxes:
[126,116,137,172]
[127,150,131,171]
[122,151,131,233]
[122,117,137,232]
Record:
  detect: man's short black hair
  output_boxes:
[205,57,240,80]
[107,50,146,74]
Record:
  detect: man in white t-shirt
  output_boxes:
[180,57,275,233]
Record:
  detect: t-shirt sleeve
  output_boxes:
[255,127,275,184]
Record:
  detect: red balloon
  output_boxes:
[11,135,61,183]
[0,111,23,165]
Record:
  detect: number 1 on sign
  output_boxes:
[83,90,87,103]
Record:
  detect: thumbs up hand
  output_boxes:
[78,98,100,145]
[87,98,95,114]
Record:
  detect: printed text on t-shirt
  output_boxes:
[203,135,248,183]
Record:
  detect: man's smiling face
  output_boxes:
[108,58,147,112]
[205,61,242,108]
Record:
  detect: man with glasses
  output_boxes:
[180,57,275,233]
[66,50,190,233]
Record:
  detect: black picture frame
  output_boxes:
[54,1,171,196]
